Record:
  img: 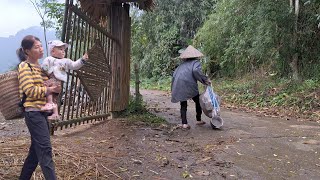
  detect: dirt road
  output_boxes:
[141,89,320,179]
[0,89,319,179]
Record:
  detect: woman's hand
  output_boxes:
[205,79,211,85]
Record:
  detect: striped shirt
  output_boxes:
[18,62,48,109]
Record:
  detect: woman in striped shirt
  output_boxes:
[17,35,60,180]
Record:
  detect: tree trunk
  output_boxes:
[290,0,300,81]
[42,19,48,57]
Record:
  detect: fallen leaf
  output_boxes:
[195,170,210,176]
[149,169,159,174]
[98,140,107,143]
[196,157,212,164]
[237,152,244,155]
[303,140,320,145]
[132,159,142,165]
[161,157,169,167]
[119,167,127,172]
[182,171,192,178]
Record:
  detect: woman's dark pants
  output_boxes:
[180,94,202,124]
[19,111,56,180]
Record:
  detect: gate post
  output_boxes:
[109,3,131,113]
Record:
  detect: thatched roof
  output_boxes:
[79,0,155,22]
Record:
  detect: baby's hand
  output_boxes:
[82,53,88,61]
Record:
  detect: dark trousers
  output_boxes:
[19,111,56,180]
[180,94,202,124]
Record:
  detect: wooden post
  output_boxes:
[109,3,131,112]
[134,63,141,102]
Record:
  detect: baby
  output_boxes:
[41,40,88,120]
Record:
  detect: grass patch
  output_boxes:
[121,95,167,125]
[131,76,172,91]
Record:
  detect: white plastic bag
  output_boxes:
[199,86,214,118]
[199,86,224,128]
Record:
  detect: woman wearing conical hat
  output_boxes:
[171,45,211,129]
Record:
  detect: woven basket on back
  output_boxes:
[0,71,23,120]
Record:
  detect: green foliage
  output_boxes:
[196,1,291,77]
[295,1,320,79]
[195,0,320,79]
[34,0,64,37]
[44,1,64,36]
[126,112,167,125]
[125,95,145,114]
[212,77,320,120]
[131,0,216,79]
[122,95,167,125]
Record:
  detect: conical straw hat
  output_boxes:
[179,45,204,59]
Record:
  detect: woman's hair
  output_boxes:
[16,35,41,62]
